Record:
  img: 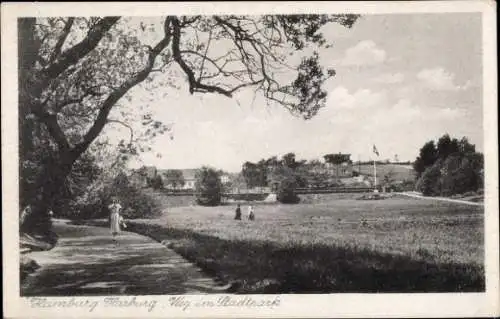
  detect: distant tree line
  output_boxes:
[241,152,354,203]
[413,134,483,196]
[241,152,351,190]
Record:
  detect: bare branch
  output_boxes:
[197,29,212,81]
[106,119,134,144]
[172,17,262,97]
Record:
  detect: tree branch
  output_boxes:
[72,16,174,158]
[30,106,70,151]
[106,119,134,144]
[49,18,75,64]
[43,17,120,80]
[197,29,212,81]
[172,17,261,97]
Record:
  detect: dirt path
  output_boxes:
[21,220,229,296]
[397,192,484,206]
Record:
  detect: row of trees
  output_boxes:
[241,153,319,203]
[241,152,349,189]
[195,164,301,205]
[413,134,484,196]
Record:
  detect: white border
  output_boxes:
[2,1,498,318]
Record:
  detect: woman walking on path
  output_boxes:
[108,198,126,245]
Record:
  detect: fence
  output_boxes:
[295,187,375,194]
[159,189,195,196]
[158,187,377,197]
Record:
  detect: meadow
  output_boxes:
[123,194,484,293]
[355,163,415,181]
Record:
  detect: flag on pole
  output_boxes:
[373,145,380,157]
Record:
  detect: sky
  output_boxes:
[110,13,483,172]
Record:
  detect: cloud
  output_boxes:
[340,40,386,66]
[326,86,387,110]
[373,72,405,84]
[416,67,471,91]
[384,98,463,123]
[390,99,421,119]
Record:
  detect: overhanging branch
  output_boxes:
[43,17,120,80]
[72,16,175,158]
[106,119,134,144]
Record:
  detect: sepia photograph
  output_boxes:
[2,1,499,318]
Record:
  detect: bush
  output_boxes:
[195,167,222,206]
[67,172,162,220]
[148,175,164,190]
[415,152,483,197]
[277,176,300,204]
[442,154,483,196]
[415,163,442,196]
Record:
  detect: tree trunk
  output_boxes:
[20,150,76,239]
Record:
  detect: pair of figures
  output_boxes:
[234,204,255,221]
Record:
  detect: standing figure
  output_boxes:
[248,205,255,221]
[108,197,126,245]
[234,204,242,220]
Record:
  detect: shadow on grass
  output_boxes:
[73,219,485,294]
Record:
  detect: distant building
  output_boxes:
[157,168,198,190]
[221,174,230,184]
[131,167,231,190]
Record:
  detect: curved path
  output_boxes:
[397,192,484,206]
[21,220,228,296]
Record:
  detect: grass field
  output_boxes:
[355,163,415,181]
[123,194,484,293]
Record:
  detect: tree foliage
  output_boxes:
[272,166,300,204]
[323,153,351,165]
[413,140,438,178]
[19,14,359,234]
[147,174,164,190]
[414,134,483,196]
[242,161,266,188]
[195,167,223,206]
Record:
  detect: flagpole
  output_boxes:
[372,145,379,190]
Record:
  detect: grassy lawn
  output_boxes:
[121,194,484,293]
[355,163,415,180]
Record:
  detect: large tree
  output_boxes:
[19,14,359,235]
[413,140,438,178]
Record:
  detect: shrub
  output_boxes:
[415,163,442,196]
[195,167,222,206]
[147,175,164,190]
[67,171,162,220]
[277,176,300,204]
[416,152,484,197]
